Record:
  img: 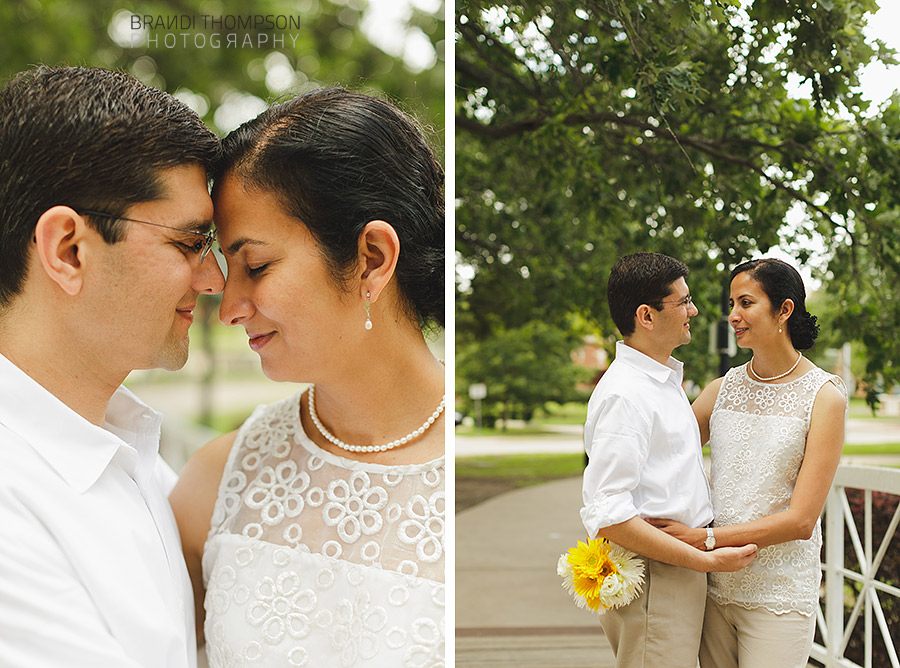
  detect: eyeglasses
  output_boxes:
[654,294,693,309]
[77,209,216,263]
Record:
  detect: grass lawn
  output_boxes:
[455,452,585,512]
[453,424,566,437]
[456,452,586,479]
[456,445,900,512]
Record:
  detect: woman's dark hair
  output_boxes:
[215,87,444,329]
[607,252,689,336]
[730,258,819,350]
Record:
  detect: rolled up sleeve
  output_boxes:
[580,394,650,538]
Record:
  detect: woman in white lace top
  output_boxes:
[169,88,445,668]
[651,258,846,668]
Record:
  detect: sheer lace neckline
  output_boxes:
[742,362,815,387]
[290,391,445,474]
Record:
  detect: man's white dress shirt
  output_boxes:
[0,353,196,668]
[581,341,714,539]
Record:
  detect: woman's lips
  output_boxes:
[248,332,275,351]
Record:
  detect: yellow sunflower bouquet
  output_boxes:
[557,537,644,614]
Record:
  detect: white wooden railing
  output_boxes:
[811,465,900,668]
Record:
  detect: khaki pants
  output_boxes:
[599,557,707,668]
[699,597,816,668]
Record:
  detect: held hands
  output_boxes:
[704,544,758,572]
[645,518,758,572]
[646,518,705,550]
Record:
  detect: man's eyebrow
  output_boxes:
[180,219,214,234]
[223,237,267,255]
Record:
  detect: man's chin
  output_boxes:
[156,336,190,371]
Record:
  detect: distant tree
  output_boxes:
[456,320,589,426]
[456,0,900,401]
[0,0,444,140]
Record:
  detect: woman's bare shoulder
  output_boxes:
[169,430,239,556]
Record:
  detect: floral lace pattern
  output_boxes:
[708,364,846,616]
[203,395,445,667]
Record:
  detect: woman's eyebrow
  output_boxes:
[222,237,267,255]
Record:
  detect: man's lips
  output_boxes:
[248,332,275,351]
[176,305,195,323]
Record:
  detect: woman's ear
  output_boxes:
[780,298,795,322]
[358,220,400,302]
[33,206,89,296]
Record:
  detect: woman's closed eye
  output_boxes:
[247,263,269,278]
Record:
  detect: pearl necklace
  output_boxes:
[748,352,803,382]
[307,379,446,454]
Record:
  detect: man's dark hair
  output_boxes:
[607,252,690,336]
[0,65,220,308]
[214,87,444,329]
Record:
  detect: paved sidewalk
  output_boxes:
[456,477,616,667]
[456,477,835,668]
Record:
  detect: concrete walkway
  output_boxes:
[456,477,616,667]
[455,443,898,666]
[456,475,851,667]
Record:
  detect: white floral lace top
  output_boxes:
[202,394,445,667]
[707,364,846,616]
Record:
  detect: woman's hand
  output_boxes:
[646,518,707,550]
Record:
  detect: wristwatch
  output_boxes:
[705,527,716,551]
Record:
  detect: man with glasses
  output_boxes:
[0,66,223,667]
[580,252,757,668]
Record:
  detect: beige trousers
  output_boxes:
[599,557,707,668]
[699,596,816,668]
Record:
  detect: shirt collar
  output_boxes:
[615,340,684,385]
[0,352,163,493]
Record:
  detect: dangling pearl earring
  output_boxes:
[778,323,783,333]
[364,291,373,330]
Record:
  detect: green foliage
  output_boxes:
[456,320,590,424]
[0,0,444,143]
[456,0,900,400]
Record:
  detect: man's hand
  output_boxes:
[598,516,757,573]
[701,544,757,572]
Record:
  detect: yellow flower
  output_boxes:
[557,537,645,615]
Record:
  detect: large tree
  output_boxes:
[0,0,444,140]
[456,0,900,401]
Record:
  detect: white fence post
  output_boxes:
[810,465,900,668]
[825,479,844,667]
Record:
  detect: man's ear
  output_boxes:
[33,206,90,296]
[634,304,655,332]
[357,220,400,302]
